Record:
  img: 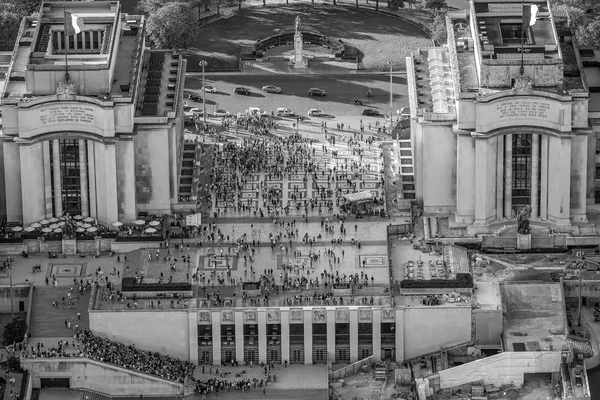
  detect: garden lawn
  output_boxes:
[186,5,432,71]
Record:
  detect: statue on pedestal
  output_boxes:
[292,15,306,68]
[517,205,532,235]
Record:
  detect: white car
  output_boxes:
[277,107,294,117]
[308,109,324,117]
[262,85,282,94]
[190,108,203,115]
[214,109,230,117]
[201,85,217,93]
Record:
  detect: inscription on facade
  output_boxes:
[39,105,96,126]
[494,100,551,120]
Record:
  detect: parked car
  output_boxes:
[202,85,217,93]
[262,85,282,93]
[277,107,294,117]
[234,87,251,95]
[188,93,202,102]
[214,109,230,117]
[308,109,324,117]
[308,87,326,96]
[362,109,382,117]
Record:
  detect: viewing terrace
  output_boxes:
[135,50,185,117]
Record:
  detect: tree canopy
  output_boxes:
[2,314,27,346]
[551,0,600,46]
[146,2,200,50]
[0,0,41,51]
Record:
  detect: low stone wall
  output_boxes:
[21,358,192,397]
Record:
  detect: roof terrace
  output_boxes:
[409,48,457,118]
[135,51,184,117]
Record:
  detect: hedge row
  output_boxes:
[121,277,191,292]
[400,273,473,289]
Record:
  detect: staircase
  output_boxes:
[79,390,111,400]
[37,25,51,53]
[28,286,91,339]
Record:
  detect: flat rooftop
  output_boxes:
[473,281,502,309]
[500,282,568,353]
[135,51,183,117]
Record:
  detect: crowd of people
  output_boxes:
[22,330,195,384]
[206,133,385,218]
[72,329,195,383]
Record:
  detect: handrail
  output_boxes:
[330,355,374,381]
[20,356,187,387]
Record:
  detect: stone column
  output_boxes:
[496,135,504,219]
[116,139,137,222]
[258,310,267,364]
[503,135,512,218]
[42,141,53,218]
[20,144,46,226]
[93,142,118,224]
[79,140,89,217]
[547,136,572,225]
[281,310,290,365]
[82,31,86,50]
[540,135,549,220]
[570,135,588,222]
[188,313,198,364]
[87,142,97,218]
[211,312,221,366]
[326,309,335,363]
[303,310,313,365]
[57,31,62,51]
[530,134,540,219]
[474,137,498,225]
[349,309,358,363]
[395,309,404,363]
[52,139,63,217]
[372,309,382,362]
[3,141,22,222]
[455,134,475,224]
[235,312,244,365]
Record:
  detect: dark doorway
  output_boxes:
[18,301,24,312]
[41,378,70,388]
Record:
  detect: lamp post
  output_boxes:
[199,60,208,127]
[7,257,15,318]
[388,59,393,131]
[576,251,585,327]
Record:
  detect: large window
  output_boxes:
[59,139,82,216]
[511,134,532,212]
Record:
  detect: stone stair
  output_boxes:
[28,286,90,338]
[79,390,111,400]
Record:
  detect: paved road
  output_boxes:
[184,73,408,120]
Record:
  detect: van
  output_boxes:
[248,107,263,115]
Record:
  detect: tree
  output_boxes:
[146,2,200,49]
[425,0,446,10]
[552,1,600,47]
[389,0,404,11]
[2,314,26,346]
[0,9,20,51]
[430,11,447,45]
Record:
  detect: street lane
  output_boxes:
[184,74,408,119]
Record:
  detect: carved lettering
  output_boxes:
[39,105,96,126]
[494,100,552,121]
